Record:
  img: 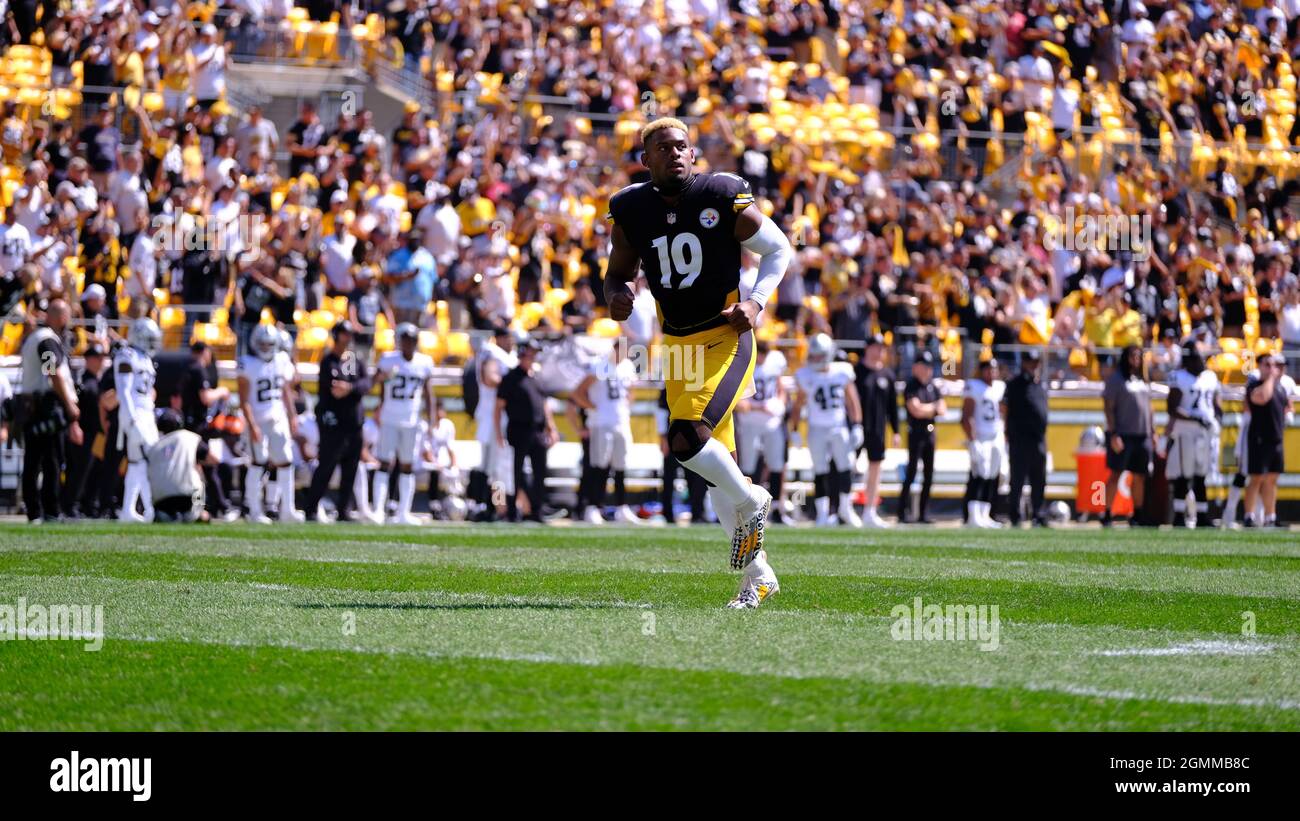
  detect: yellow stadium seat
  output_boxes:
[589,318,622,338]
[443,332,472,362]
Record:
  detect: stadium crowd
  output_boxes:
[0,0,1296,528]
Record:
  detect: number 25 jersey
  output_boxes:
[606,172,755,336]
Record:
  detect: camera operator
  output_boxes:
[18,298,82,522]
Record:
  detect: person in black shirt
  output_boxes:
[19,299,83,522]
[495,339,558,522]
[1004,350,1050,526]
[898,351,944,523]
[854,335,899,527]
[1243,354,1293,527]
[61,343,107,518]
[179,342,234,518]
[304,321,373,522]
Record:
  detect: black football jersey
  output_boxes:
[607,172,755,336]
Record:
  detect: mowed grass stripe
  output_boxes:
[1,547,1298,633]
[1,639,1296,731]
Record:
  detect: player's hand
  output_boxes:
[249,422,262,443]
[850,424,865,451]
[1110,434,1122,453]
[721,299,761,333]
[331,379,351,399]
[608,288,635,322]
[892,432,901,448]
[67,421,83,447]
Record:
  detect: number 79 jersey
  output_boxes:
[964,378,1006,441]
[606,172,754,336]
[795,362,856,428]
[377,351,435,426]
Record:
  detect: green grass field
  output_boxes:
[0,521,1298,730]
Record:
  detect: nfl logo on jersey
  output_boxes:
[699,208,719,229]
[666,213,676,224]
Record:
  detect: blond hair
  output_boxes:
[639,117,689,148]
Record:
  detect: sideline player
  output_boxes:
[238,324,302,523]
[574,344,640,524]
[372,323,436,524]
[790,334,863,527]
[961,358,1006,529]
[736,340,790,522]
[116,318,162,522]
[605,117,792,609]
[1164,342,1221,528]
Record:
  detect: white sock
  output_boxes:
[815,496,830,520]
[1223,484,1241,526]
[745,549,776,583]
[680,438,750,506]
[373,471,390,517]
[354,466,371,517]
[246,466,266,516]
[277,468,297,515]
[121,461,145,517]
[398,473,415,517]
[967,500,982,525]
[709,487,737,534]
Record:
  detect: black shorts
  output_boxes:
[1247,437,1285,475]
[1106,433,1152,474]
[862,429,887,463]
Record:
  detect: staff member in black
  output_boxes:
[179,341,234,518]
[304,321,372,521]
[61,342,107,519]
[1004,349,1050,526]
[854,334,899,527]
[496,339,559,523]
[18,299,82,522]
[1243,353,1293,528]
[898,351,945,523]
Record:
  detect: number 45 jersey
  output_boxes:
[795,362,856,429]
[378,351,435,427]
[606,172,755,336]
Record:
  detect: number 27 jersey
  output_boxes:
[606,172,754,336]
[378,351,435,426]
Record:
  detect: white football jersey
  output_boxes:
[116,345,157,419]
[746,353,787,417]
[1168,368,1219,421]
[795,362,855,428]
[964,378,1006,441]
[238,353,291,423]
[586,358,636,428]
[475,342,518,426]
[378,351,435,426]
[0,222,31,275]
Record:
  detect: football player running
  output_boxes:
[1164,341,1221,528]
[574,344,639,525]
[372,323,436,525]
[238,324,302,523]
[604,118,792,609]
[791,334,864,527]
[116,318,162,522]
[962,358,1007,529]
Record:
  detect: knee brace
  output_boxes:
[667,419,710,462]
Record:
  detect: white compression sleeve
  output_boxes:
[739,214,793,310]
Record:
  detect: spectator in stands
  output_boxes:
[386,227,436,327]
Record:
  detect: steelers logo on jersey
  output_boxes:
[699,208,720,229]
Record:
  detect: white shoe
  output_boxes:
[731,484,772,570]
[247,512,273,525]
[839,504,863,528]
[815,509,832,527]
[392,512,422,526]
[863,508,891,529]
[615,505,641,524]
[366,509,386,525]
[583,506,604,524]
[280,508,306,524]
[219,509,242,523]
[727,575,780,609]
[120,510,147,524]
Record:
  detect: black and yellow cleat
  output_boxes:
[730,485,771,570]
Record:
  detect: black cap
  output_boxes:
[519,337,543,353]
[157,408,184,434]
[1024,348,1042,362]
[84,343,106,357]
[865,333,885,348]
[331,319,355,338]
[492,325,512,338]
[916,350,935,366]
